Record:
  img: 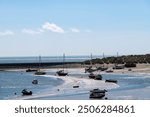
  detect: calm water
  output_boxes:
[33,73,150,100]
[0,56,102,64]
[1,70,150,99]
[0,71,64,99]
[102,74,150,91]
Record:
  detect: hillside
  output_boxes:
[84,54,150,64]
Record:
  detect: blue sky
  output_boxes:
[0,0,150,57]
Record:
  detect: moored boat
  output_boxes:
[105,79,117,83]
[89,73,96,79]
[32,79,38,84]
[26,69,38,72]
[113,65,124,69]
[106,69,113,73]
[35,71,46,75]
[22,89,32,96]
[94,74,102,80]
[89,89,107,99]
[34,56,46,75]
[57,70,68,76]
[73,85,79,88]
[89,73,102,80]
[56,54,68,76]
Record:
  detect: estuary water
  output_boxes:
[1,70,150,100]
[0,71,64,99]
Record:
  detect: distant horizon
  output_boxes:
[0,53,149,58]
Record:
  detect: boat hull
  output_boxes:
[35,71,46,75]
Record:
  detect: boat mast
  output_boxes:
[103,52,105,67]
[103,53,105,58]
[63,53,65,70]
[90,53,93,67]
[116,52,119,65]
[117,52,119,58]
[38,55,41,71]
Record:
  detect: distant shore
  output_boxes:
[1,62,150,73]
[0,62,82,69]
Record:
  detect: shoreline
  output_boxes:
[11,69,119,100]
[0,62,82,70]
[3,63,150,100]
[1,63,150,73]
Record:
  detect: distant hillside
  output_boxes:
[84,54,150,64]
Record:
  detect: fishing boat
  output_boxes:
[32,79,38,84]
[22,89,32,96]
[105,79,117,83]
[85,66,96,73]
[56,54,68,76]
[106,69,114,73]
[97,53,108,71]
[85,54,97,73]
[26,68,38,72]
[35,71,46,75]
[89,73,102,80]
[57,70,68,76]
[113,52,125,69]
[73,85,79,88]
[113,65,124,69]
[125,62,136,68]
[96,66,108,71]
[34,55,46,75]
[89,73,96,79]
[94,74,102,80]
[89,89,107,99]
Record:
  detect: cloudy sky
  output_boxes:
[0,0,150,57]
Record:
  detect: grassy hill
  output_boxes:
[84,54,150,64]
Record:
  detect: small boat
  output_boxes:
[97,66,108,71]
[90,88,107,93]
[113,65,124,69]
[125,62,136,68]
[32,79,38,84]
[89,73,102,80]
[105,79,117,83]
[34,55,46,75]
[56,54,68,76]
[94,74,102,80]
[35,71,46,75]
[26,69,38,72]
[57,70,68,76]
[22,89,32,96]
[89,73,96,79]
[106,69,113,73]
[89,89,107,99]
[73,85,79,88]
[128,68,132,71]
[85,66,98,73]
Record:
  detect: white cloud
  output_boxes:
[70,28,80,33]
[42,22,64,33]
[0,30,14,36]
[22,28,43,34]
